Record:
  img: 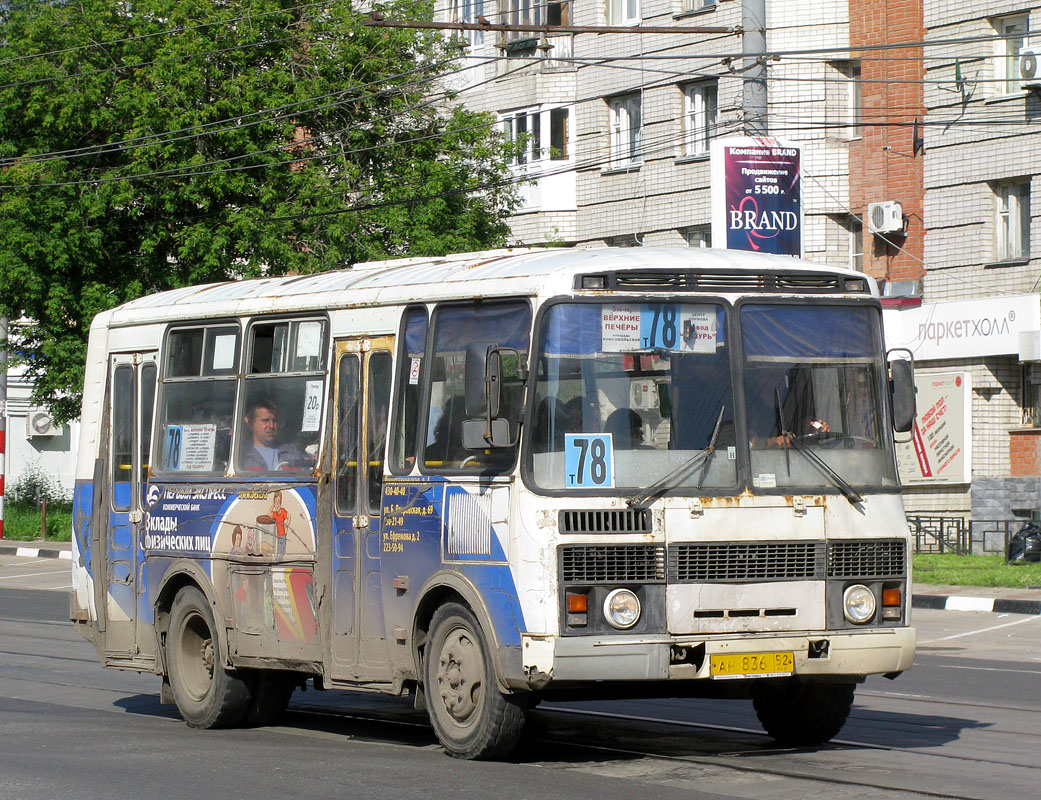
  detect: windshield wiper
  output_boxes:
[627,405,725,508]
[775,390,862,505]
[697,405,727,490]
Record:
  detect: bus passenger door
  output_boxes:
[327,338,393,682]
[99,352,157,661]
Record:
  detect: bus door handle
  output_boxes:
[353,515,370,530]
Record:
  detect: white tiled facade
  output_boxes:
[903,1,1041,520]
[441,0,860,268]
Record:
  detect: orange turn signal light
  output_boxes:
[566,593,588,613]
[882,588,902,606]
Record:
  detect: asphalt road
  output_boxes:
[2,555,1040,800]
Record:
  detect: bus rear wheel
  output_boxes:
[752,679,855,746]
[423,603,525,759]
[166,586,249,729]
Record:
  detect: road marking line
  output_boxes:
[920,614,1041,643]
[0,570,68,581]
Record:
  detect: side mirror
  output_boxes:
[888,350,916,433]
[465,342,500,418]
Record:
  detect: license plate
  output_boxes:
[710,651,794,679]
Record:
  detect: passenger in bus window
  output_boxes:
[240,398,310,471]
[605,408,653,450]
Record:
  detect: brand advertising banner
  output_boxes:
[711,136,802,256]
[896,372,972,485]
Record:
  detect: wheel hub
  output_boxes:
[436,627,482,724]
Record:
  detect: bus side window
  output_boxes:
[422,301,531,472]
[390,307,428,473]
[157,324,239,474]
[336,354,360,514]
[140,363,157,482]
[111,364,135,510]
[235,318,326,474]
[367,351,392,512]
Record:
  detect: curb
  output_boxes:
[0,544,72,561]
[912,593,1041,616]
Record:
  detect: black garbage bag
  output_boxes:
[1007,523,1041,563]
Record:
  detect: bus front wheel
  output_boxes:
[166,586,249,729]
[752,679,855,746]
[423,603,525,759]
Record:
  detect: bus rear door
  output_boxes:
[98,352,156,661]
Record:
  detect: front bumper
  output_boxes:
[521,626,916,683]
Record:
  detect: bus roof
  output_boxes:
[104,246,877,327]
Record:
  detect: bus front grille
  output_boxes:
[560,545,666,583]
[827,539,906,578]
[559,508,652,535]
[669,541,825,583]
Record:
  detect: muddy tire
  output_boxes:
[166,586,249,729]
[242,671,296,726]
[752,680,856,746]
[423,603,525,759]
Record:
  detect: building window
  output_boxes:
[994,14,1028,94]
[502,110,538,165]
[681,0,715,12]
[683,226,711,248]
[849,215,863,271]
[1024,365,1041,427]
[550,107,569,160]
[608,94,642,169]
[608,0,640,25]
[994,180,1031,261]
[451,0,485,46]
[506,0,570,41]
[502,107,570,165]
[682,81,717,157]
[835,60,862,139]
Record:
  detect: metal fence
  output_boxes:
[908,516,1021,557]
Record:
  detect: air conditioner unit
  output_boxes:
[26,408,62,437]
[1020,48,1041,90]
[867,201,904,235]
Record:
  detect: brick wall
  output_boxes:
[1010,429,1041,475]
[849,0,926,283]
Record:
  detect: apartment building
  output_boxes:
[442,0,870,264]
[882,1,1041,524]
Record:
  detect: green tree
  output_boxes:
[0,1,517,421]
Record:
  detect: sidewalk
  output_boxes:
[3,538,1040,614]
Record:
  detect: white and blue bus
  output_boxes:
[71,247,917,759]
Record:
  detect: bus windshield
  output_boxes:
[528,301,738,491]
[741,304,898,490]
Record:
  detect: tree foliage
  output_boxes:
[0,1,517,421]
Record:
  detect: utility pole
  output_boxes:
[743,0,768,135]
[0,317,7,539]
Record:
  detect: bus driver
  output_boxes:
[240,398,309,471]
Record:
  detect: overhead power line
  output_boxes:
[364,18,735,36]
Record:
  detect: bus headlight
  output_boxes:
[603,589,641,630]
[843,584,876,624]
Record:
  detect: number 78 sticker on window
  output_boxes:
[565,434,615,488]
